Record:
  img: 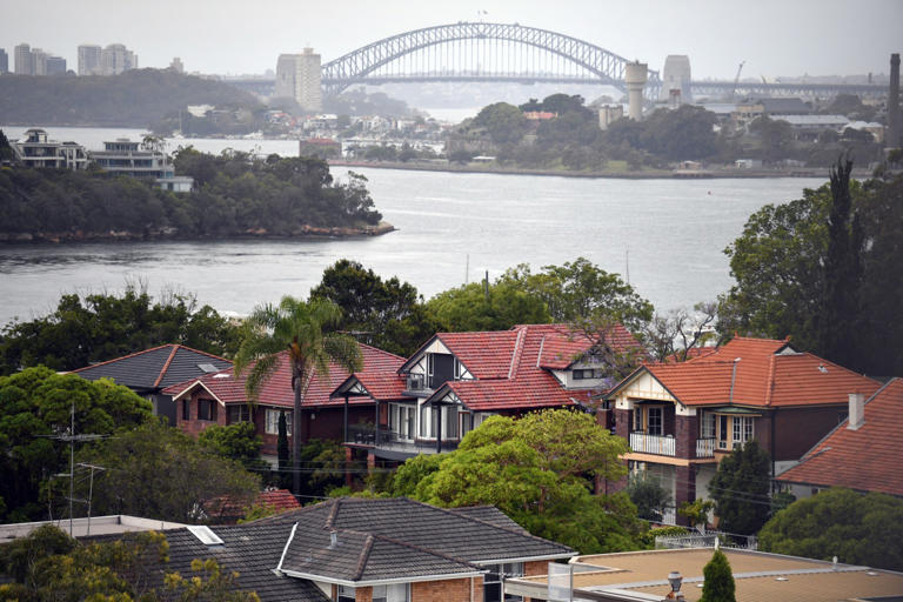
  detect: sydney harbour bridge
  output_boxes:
[232,22,888,102]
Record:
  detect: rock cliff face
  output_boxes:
[0,222,396,243]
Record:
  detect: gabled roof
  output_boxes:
[157,522,329,601]
[72,344,232,392]
[164,343,405,408]
[777,379,903,496]
[405,323,638,412]
[610,337,880,408]
[258,497,574,585]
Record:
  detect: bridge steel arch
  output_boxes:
[321,22,662,100]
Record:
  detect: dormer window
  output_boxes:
[573,368,603,380]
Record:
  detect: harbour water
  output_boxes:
[0,127,827,326]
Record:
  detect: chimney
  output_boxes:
[888,54,901,149]
[847,393,865,430]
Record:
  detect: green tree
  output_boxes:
[198,422,265,470]
[233,296,361,494]
[719,168,901,375]
[640,105,719,161]
[277,411,290,487]
[398,410,641,553]
[499,258,653,331]
[749,115,794,164]
[0,285,240,375]
[80,421,260,523]
[0,129,15,162]
[626,471,671,522]
[818,156,862,369]
[0,367,154,522]
[700,548,736,602]
[707,440,771,535]
[472,102,529,146]
[426,277,550,332]
[759,488,902,571]
[310,259,438,356]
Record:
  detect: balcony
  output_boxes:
[345,425,459,459]
[630,431,675,456]
[696,437,716,458]
[629,432,718,459]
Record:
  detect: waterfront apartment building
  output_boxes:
[14,44,34,75]
[0,48,8,74]
[275,48,323,113]
[11,128,90,170]
[14,44,66,75]
[78,43,137,75]
[78,44,102,75]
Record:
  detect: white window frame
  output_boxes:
[265,408,291,435]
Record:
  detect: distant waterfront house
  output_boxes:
[89,138,194,192]
[604,337,881,525]
[776,378,902,498]
[333,323,642,464]
[11,128,90,170]
[71,344,232,425]
[164,343,406,466]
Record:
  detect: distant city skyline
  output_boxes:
[1,0,901,80]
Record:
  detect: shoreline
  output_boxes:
[0,222,397,245]
[328,160,852,180]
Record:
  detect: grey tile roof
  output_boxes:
[257,497,575,583]
[72,344,232,392]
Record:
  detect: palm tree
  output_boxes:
[233,296,361,494]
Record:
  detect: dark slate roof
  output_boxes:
[257,497,575,585]
[87,522,328,602]
[446,506,529,534]
[72,344,232,392]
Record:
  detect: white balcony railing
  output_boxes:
[629,432,676,457]
[696,438,716,458]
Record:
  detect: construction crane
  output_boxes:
[732,61,746,101]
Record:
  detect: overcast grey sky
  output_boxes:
[2,0,901,79]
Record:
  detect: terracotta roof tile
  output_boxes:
[165,343,405,409]
[639,337,881,408]
[777,379,903,495]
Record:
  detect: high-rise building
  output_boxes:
[46,55,67,75]
[0,48,9,74]
[660,55,693,104]
[32,48,48,76]
[78,44,102,75]
[14,43,34,75]
[275,48,323,113]
[100,43,137,75]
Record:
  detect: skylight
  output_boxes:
[187,525,224,545]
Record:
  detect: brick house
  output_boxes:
[154,497,574,601]
[165,343,406,465]
[72,344,232,425]
[331,323,641,465]
[776,378,902,498]
[604,337,882,524]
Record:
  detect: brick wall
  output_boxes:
[675,414,699,458]
[411,577,482,601]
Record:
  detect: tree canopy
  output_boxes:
[0,366,154,522]
[78,420,261,524]
[391,409,642,554]
[499,257,653,331]
[310,259,438,356]
[0,284,240,375]
[758,488,902,571]
[719,165,902,376]
[707,440,772,535]
[700,548,736,602]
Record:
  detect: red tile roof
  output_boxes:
[165,343,405,409]
[432,323,636,412]
[632,337,881,408]
[777,379,903,496]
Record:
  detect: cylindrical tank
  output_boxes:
[625,61,648,121]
